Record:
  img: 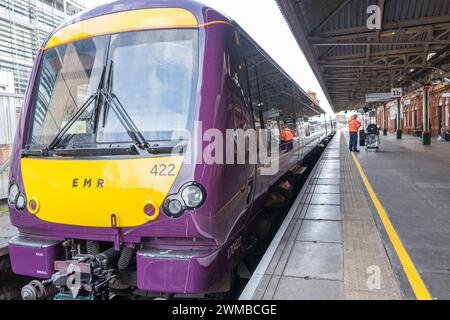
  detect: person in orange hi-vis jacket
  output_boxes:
[348,115,362,152]
[281,126,294,152]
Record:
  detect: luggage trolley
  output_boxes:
[365,124,380,151]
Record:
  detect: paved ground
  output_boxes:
[240,132,402,300]
[0,211,25,300]
[0,214,16,257]
[1,172,8,200]
[355,132,450,299]
[340,134,402,299]
[0,203,7,216]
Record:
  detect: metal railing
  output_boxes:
[0,158,10,200]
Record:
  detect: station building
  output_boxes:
[376,82,450,137]
[0,0,85,165]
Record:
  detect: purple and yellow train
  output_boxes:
[7,0,331,299]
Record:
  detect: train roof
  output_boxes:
[57,0,219,30]
[233,21,324,117]
[48,0,324,117]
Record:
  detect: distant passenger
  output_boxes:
[281,127,294,152]
[348,115,361,152]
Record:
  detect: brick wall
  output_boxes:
[377,83,450,136]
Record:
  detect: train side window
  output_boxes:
[228,40,251,132]
[228,86,251,131]
[243,62,263,129]
[238,35,263,131]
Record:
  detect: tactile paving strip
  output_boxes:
[340,132,403,300]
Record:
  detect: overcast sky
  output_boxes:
[84,0,334,115]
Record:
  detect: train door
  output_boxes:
[242,54,269,206]
[228,84,255,215]
[228,31,257,224]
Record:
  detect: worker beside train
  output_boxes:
[348,114,362,152]
[281,126,294,152]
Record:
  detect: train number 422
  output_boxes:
[150,164,176,177]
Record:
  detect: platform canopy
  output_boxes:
[276,0,450,112]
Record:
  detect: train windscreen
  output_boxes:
[28,29,198,149]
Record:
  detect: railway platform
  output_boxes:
[0,211,21,300]
[241,131,450,300]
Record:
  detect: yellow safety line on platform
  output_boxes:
[350,152,432,300]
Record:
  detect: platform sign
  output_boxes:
[391,88,402,98]
[366,92,391,102]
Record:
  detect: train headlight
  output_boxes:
[8,183,19,205]
[16,194,27,211]
[163,182,206,219]
[181,183,206,209]
[166,198,184,218]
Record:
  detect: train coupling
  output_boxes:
[21,247,120,300]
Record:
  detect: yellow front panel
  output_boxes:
[21,156,184,227]
[45,8,199,49]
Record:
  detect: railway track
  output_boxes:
[0,254,31,300]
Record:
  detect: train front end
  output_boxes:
[7,3,231,299]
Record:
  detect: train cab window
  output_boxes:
[28,29,199,150]
[29,36,109,146]
[101,29,198,143]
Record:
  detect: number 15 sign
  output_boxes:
[391,88,402,98]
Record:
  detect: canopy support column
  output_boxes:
[383,105,388,136]
[396,97,402,139]
[422,83,432,145]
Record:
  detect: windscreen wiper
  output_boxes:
[43,64,108,153]
[100,89,149,150]
[43,92,99,153]
[22,145,140,157]
[100,60,149,150]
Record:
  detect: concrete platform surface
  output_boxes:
[240,133,402,300]
[354,132,450,300]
